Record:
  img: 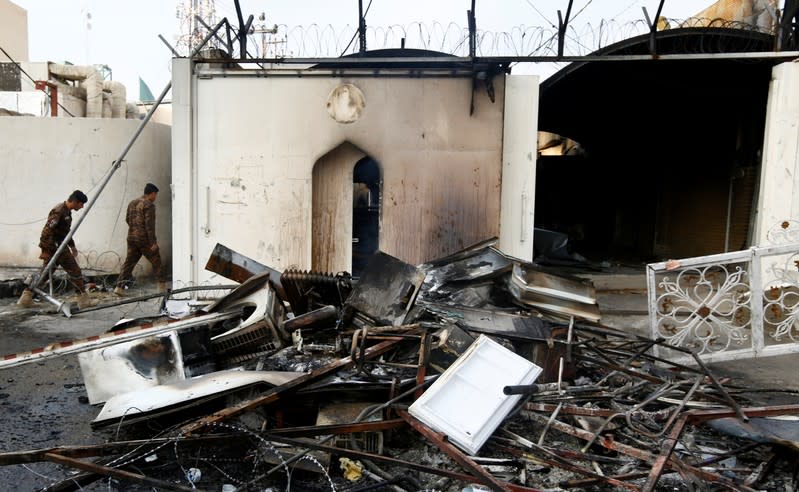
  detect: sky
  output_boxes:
[9,0,712,102]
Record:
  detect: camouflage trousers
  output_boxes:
[38,248,85,293]
[116,241,164,288]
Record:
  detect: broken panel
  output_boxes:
[420,240,514,295]
[409,334,543,455]
[508,263,600,322]
[92,369,304,428]
[78,332,185,405]
[344,251,425,326]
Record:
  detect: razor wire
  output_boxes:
[227,17,778,59]
[36,418,339,491]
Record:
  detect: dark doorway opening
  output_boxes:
[536,28,776,265]
[352,157,381,277]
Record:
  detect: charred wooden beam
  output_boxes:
[575,354,665,384]
[682,404,799,423]
[204,242,286,298]
[493,443,639,491]
[42,452,198,491]
[398,410,513,492]
[0,434,246,465]
[521,409,656,462]
[689,351,749,422]
[559,471,650,489]
[266,418,406,437]
[523,409,758,491]
[642,412,685,492]
[182,334,416,434]
[525,402,647,418]
[642,405,799,491]
[261,434,539,491]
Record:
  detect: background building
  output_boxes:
[0,1,172,279]
[171,53,538,284]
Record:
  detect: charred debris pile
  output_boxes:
[1,239,798,491]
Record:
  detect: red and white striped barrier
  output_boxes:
[0,311,239,369]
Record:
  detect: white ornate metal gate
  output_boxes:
[647,236,799,363]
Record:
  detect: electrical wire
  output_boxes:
[340,0,374,56]
[221,15,777,60]
[612,0,643,21]
[524,0,556,28]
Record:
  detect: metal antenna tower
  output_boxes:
[175,0,218,54]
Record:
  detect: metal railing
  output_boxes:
[647,241,799,364]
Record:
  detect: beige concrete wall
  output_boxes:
[0,0,28,62]
[135,102,172,125]
[172,61,538,285]
[0,117,172,279]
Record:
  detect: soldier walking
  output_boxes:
[114,183,166,295]
[17,190,97,309]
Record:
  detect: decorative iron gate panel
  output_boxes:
[647,237,799,363]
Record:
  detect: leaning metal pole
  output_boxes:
[27,19,227,316]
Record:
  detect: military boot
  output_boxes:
[17,289,34,308]
[77,292,99,309]
[113,286,126,296]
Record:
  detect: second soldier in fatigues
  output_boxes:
[17,190,98,309]
[114,183,166,295]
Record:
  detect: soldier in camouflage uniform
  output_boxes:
[114,183,166,295]
[17,190,97,309]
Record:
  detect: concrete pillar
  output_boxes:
[171,58,194,285]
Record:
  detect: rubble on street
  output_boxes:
[1,239,798,492]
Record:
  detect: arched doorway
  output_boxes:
[312,142,381,275]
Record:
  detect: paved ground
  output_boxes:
[707,353,799,405]
[0,279,169,490]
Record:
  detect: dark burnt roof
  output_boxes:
[312,48,508,73]
[538,28,780,150]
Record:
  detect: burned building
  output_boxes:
[537,13,799,262]
[170,49,539,285]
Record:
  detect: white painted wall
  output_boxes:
[172,60,538,286]
[135,102,172,126]
[0,85,86,118]
[753,60,799,244]
[0,117,172,278]
[171,59,195,284]
[0,91,47,115]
